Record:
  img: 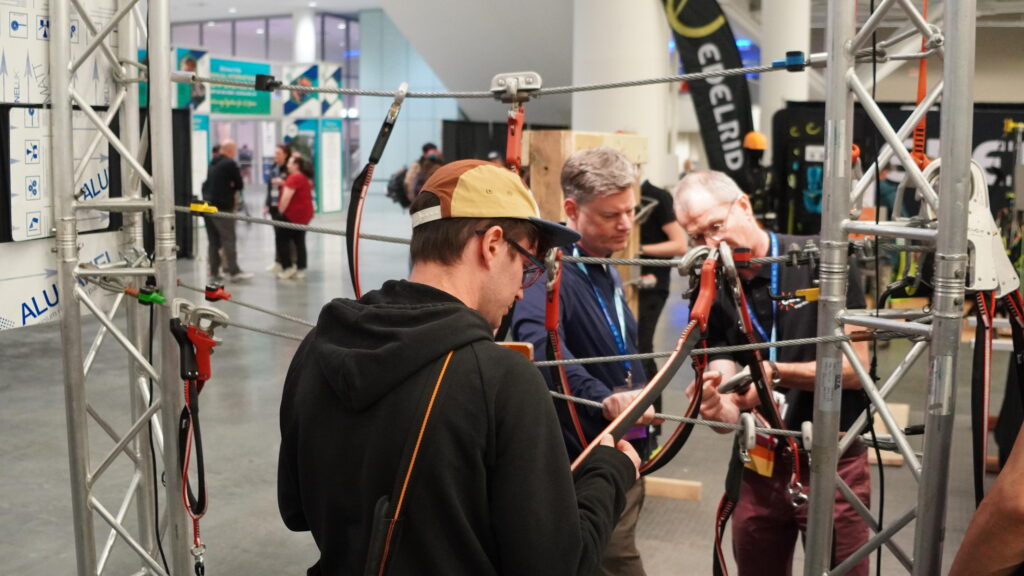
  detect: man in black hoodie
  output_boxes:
[279,160,640,576]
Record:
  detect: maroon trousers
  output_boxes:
[732,443,871,576]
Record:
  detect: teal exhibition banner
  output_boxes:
[210,58,272,115]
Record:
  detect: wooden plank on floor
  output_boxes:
[868,402,910,467]
[645,477,701,501]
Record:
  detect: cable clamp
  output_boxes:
[771,51,806,72]
[490,71,542,104]
[254,74,282,92]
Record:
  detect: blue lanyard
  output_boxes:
[572,245,631,375]
[745,232,779,362]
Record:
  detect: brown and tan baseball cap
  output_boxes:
[411,159,579,247]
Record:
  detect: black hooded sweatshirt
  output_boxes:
[278,280,635,576]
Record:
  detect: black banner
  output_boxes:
[772,101,1024,234]
[663,0,754,185]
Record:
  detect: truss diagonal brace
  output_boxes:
[69,0,127,78]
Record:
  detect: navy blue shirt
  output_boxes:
[512,244,648,458]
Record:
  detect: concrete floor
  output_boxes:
[0,185,1004,575]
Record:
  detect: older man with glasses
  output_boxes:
[513,146,657,576]
[674,170,873,576]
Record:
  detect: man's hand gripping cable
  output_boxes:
[169,299,229,576]
[568,248,718,475]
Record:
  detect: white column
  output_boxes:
[760,0,810,164]
[571,0,676,186]
[293,9,317,63]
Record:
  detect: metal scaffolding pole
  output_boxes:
[803,0,856,573]
[912,0,977,572]
[51,0,97,573]
[148,0,189,571]
[118,0,158,566]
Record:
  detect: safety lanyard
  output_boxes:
[745,232,779,362]
[572,245,631,377]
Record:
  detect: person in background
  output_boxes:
[277,154,315,280]
[202,140,253,282]
[513,147,656,576]
[404,142,442,201]
[278,159,640,575]
[264,143,292,275]
[239,144,254,183]
[637,180,687,429]
[407,152,445,203]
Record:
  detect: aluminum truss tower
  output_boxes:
[52,0,187,573]
[805,1,978,575]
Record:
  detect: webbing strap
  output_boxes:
[712,444,745,576]
[971,292,995,506]
[366,350,454,576]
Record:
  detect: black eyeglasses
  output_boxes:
[476,230,546,289]
[505,237,546,289]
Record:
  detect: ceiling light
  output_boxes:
[337,22,346,30]
[206,21,216,27]
[228,7,237,13]
[308,1,317,6]
[256,28,264,34]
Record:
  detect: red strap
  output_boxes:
[506,105,525,174]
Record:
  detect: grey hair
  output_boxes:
[674,170,744,217]
[560,147,637,204]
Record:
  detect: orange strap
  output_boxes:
[910,0,930,170]
[377,350,454,575]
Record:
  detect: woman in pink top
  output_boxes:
[277,154,315,279]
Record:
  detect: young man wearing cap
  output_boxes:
[278,159,641,576]
[512,147,656,576]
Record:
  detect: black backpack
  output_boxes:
[386,167,411,208]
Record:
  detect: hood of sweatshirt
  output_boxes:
[311,280,494,412]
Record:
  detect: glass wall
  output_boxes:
[267,17,293,60]
[170,13,363,187]
[235,19,268,60]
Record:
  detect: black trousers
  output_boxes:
[269,207,286,263]
[279,227,307,270]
